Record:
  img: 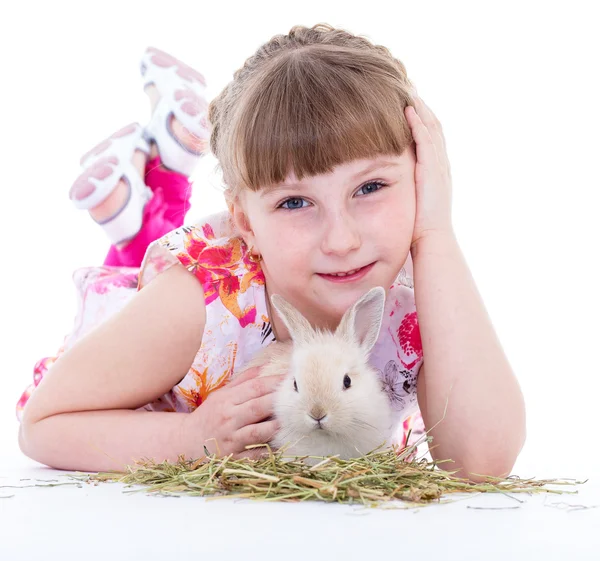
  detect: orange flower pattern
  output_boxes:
[178,365,230,409]
[157,222,265,327]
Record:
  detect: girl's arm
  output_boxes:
[18,264,207,472]
[19,409,193,472]
[413,232,526,483]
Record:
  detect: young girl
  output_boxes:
[17,24,526,483]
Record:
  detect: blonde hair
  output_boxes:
[208,23,415,204]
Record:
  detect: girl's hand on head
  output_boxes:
[405,94,455,251]
[181,366,285,460]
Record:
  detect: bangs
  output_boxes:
[228,46,414,191]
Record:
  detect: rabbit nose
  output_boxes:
[309,407,328,424]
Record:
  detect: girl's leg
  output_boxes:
[94,84,206,268]
[102,150,193,267]
[73,45,209,268]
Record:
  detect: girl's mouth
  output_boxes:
[317,262,375,283]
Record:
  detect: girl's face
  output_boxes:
[233,148,417,336]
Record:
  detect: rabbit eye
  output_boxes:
[343,374,352,389]
[293,379,298,392]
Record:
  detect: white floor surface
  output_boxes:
[2,436,599,561]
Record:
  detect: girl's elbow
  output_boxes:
[463,459,515,483]
[18,421,40,464]
[464,437,525,483]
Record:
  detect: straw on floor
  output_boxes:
[74,432,584,508]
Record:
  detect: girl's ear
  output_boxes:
[335,286,386,353]
[270,294,313,344]
[229,194,257,249]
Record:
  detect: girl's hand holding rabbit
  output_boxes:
[181,367,286,460]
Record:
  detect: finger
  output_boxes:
[414,97,447,155]
[235,419,281,453]
[234,446,272,461]
[230,373,287,406]
[405,105,439,168]
[234,392,277,429]
[413,96,441,133]
[413,98,450,176]
[226,366,262,389]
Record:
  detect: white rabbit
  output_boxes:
[233,286,393,462]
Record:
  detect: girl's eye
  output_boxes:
[357,180,386,196]
[279,198,308,210]
[276,181,386,210]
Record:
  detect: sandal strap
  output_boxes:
[144,97,206,177]
[70,123,151,211]
[140,47,207,97]
[92,165,152,245]
[80,123,150,169]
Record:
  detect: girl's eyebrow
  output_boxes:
[261,160,402,197]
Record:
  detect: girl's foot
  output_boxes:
[88,149,147,224]
[144,84,208,159]
[69,123,153,248]
[87,150,148,250]
[140,47,211,176]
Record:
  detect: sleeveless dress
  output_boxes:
[16,210,426,452]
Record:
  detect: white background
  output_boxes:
[1,0,599,488]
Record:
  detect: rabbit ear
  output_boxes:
[335,286,386,353]
[270,293,313,343]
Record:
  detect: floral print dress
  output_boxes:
[16,210,426,452]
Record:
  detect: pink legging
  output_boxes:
[103,155,192,267]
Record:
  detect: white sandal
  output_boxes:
[68,122,153,245]
[140,47,210,176]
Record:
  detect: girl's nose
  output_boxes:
[320,211,361,256]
